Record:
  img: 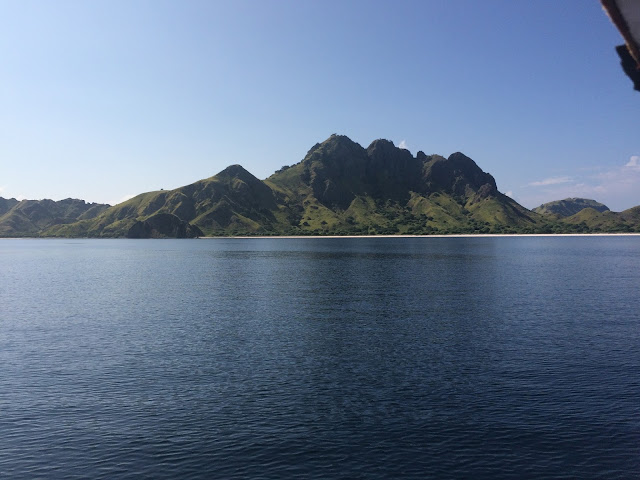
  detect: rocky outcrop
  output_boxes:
[11,134,635,237]
[422,152,498,200]
[288,135,500,210]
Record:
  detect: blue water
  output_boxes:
[0,237,639,479]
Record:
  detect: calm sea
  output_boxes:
[0,237,638,479]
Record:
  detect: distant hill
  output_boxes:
[0,198,109,237]
[530,198,640,233]
[533,198,610,217]
[3,135,640,237]
[44,163,282,238]
[43,134,542,237]
[0,197,19,216]
[558,205,640,233]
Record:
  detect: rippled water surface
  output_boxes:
[1,236,639,479]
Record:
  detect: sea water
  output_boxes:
[0,237,638,478]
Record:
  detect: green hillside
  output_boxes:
[4,135,640,238]
[533,198,610,217]
[263,135,542,235]
[0,198,108,237]
[39,134,543,237]
[44,164,295,237]
[557,206,640,233]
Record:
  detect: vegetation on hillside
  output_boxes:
[2,135,639,237]
[533,198,610,217]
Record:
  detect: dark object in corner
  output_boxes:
[617,44,640,91]
[601,0,640,92]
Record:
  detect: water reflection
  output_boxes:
[0,237,638,478]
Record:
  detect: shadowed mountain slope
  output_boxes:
[6,135,639,237]
[264,134,539,235]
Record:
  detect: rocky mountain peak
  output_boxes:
[423,152,497,199]
[5,134,639,237]
[217,164,254,180]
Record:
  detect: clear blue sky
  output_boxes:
[1,0,638,211]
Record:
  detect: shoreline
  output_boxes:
[199,233,640,239]
[2,233,639,240]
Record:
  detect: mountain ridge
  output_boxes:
[0,198,109,237]
[533,198,610,217]
[2,135,639,237]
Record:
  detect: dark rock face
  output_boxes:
[365,139,423,199]
[126,213,203,238]
[7,134,557,237]
[293,135,498,210]
[423,152,497,199]
[303,135,371,209]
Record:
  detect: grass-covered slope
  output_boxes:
[265,135,543,235]
[556,207,640,233]
[0,198,109,237]
[45,165,296,237]
[533,198,610,217]
[7,134,640,237]
[0,197,20,216]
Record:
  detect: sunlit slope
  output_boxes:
[45,165,295,237]
[44,134,546,237]
[533,198,610,218]
[557,206,640,233]
[0,198,108,237]
[31,134,640,237]
[266,135,541,234]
